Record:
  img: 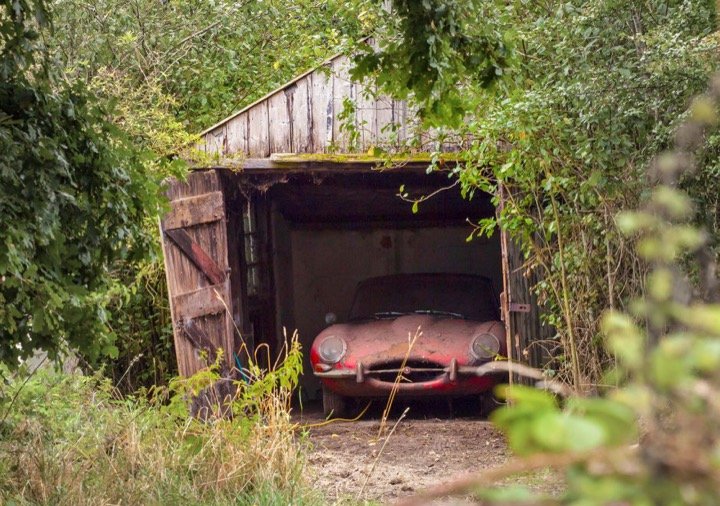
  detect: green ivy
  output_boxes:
[0,0,165,365]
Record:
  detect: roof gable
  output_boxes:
[199,50,442,158]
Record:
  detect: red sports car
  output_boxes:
[310,273,506,416]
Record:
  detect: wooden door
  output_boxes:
[499,187,551,381]
[502,236,547,369]
[160,170,248,377]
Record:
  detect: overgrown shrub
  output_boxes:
[0,0,167,365]
[457,0,719,389]
[407,73,720,506]
[353,0,719,389]
[0,335,313,505]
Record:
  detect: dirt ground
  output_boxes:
[295,400,559,504]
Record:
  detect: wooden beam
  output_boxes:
[181,318,216,356]
[164,228,226,285]
[164,191,225,230]
[191,155,464,174]
[172,283,227,320]
[181,318,234,377]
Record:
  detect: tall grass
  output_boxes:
[0,334,318,505]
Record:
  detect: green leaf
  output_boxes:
[566,397,638,445]
[531,412,606,452]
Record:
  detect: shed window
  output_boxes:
[243,201,262,297]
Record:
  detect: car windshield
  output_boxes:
[348,274,500,321]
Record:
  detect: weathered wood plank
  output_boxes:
[374,95,395,146]
[217,170,251,364]
[248,101,270,157]
[310,66,332,152]
[225,112,249,156]
[205,127,227,155]
[166,170,221,201]
[331,55,355,152]
[165,228,226,285]
[508,238,553,369]
[200,156,461,173]
[181,318,216,356]
[180,317,232,375]
[290,76,312,153]
[267,90,292,153]
[356,82,376,151]
[164,191,225,230]
[173,283,227,321]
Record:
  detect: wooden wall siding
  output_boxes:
[199,52,431,158]
[161,170,243,377]
[226,111,248,156]
[310,65,332,152]
[248,102,270,158]
[290,78,312,153]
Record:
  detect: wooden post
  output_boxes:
[498,184,515,388]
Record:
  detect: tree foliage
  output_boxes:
[0,0,163,365]
[351,0,511,126]
[53,0,363,134]
[353,0,718,387]
[35,0,363,385]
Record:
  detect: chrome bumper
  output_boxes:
[313,358,488,382]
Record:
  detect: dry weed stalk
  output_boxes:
[377,325,422,438]
[1,327,307,504]
[358,406,410,501]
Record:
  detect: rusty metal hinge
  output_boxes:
[509,303,531,313]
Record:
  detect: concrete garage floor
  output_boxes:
[294,400,561,504]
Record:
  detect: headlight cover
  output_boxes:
[470,333,500,360]
[318,335,347,364]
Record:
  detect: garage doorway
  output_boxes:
[235,169,502,399]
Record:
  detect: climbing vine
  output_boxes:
[353,0,719,388]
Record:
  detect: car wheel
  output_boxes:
[322,386,348,418]
[479,393,500,418]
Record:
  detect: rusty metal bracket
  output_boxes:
[509,302,531,313]
[164,228,226,285]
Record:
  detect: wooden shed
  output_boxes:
[160,51,547,398]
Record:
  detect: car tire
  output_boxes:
[479,393,500,418]
[322,386,348,418]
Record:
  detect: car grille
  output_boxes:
[367,359,445,383]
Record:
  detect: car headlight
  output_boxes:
[470,333,500,360]
[318,336,347,364]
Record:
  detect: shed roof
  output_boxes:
[199,47,456,160]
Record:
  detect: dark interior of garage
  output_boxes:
[231,169,502,400]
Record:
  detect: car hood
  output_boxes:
[310,314,505,368]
